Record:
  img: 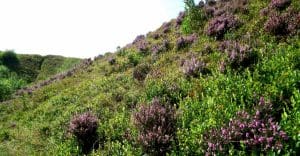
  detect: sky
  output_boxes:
[0,0,200,58]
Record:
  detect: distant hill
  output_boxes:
[0,0,299,155]
[0,51,80,101]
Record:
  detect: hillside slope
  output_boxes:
[0,52,81,101]
[0,0,299,155]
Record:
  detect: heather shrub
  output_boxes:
[176,34,197,50]
[133,98,177,155]
[203,97,289,155]
[161,22,171,33]
[182,56,207,77]
[176,12,186,28]
[108,57,116,65]
[270,0,291,10]
[264,8,299,36]
[133,35,145,44]
[69,112,99,154]
[206,14,240,39]
[137,40,149,53]
[218,41,256,69]
[206,0,217,6]
[151,40,170,55]
[133,63,150,81]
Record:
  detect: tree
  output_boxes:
[0,51,20,71]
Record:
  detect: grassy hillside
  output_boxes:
[0,0,299,155]
[0,52,80,101]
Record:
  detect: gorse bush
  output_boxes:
[206,14,240,39]
[133,98,176,155]
[203,97,289,155]
[69,112,99,154]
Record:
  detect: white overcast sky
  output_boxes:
[0,0,200,58]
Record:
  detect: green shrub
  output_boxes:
[181,0,206,34]
[0,51,20,71]
[133,63,151,81]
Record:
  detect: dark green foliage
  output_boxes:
[0,65,26,101]
[182,0,206,34]
[0,51,20,71]
[133,63,151,81]
[17,54,44,82]
[128,52,142,66]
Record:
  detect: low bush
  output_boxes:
[133,63,151,81]
[176,34,198,50]
[182,56,207,77]
[270,0,291,10]
[263,7,299,37]
[151,40,170,55]
[0,51,20,71]
[69,112,99,154]
[133,98,177,155]
[218,41,256,69]
[203,97,289,155]
[181,0,206,34]
[206,14,240,39]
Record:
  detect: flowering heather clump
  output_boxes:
[270,0,291,10]
[151,33,161,40]
[133,35,145,44]
[134,98,176,155]
[151,40,170,55]
[133,63,150,81]
[176,34,198,50]
[206,0,217,6]
[206,14,240,39]
[176,12,186,27]
[182,56,206,77]
[264,13,287,36]
[219,41,254,68]
[108,57,116,65]
[162,22,171,33]
[264,7,299,36]
[69,112,99,154]
[137,40,149,53]
[203,97,289,155]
